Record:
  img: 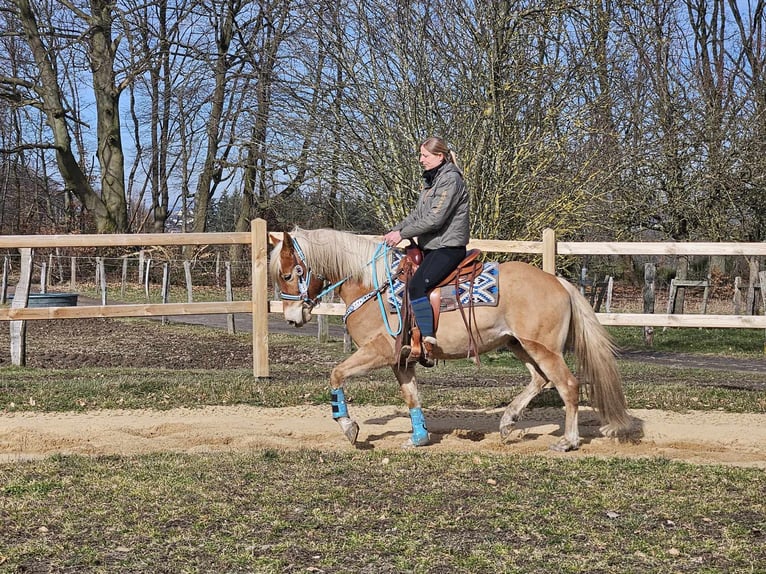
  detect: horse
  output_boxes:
[269,227,634,451]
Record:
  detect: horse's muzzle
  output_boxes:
[283,302,313,327]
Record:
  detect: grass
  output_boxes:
[1,451,764,573]
[1,350,765,415]
[610,326,766,357]
[1,325,765,573]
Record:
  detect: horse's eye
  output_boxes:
[282,273,292,281]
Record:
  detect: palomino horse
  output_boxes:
[269,227,633,451]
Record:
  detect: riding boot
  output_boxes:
[420,336,436,368]
[411,297,436,368]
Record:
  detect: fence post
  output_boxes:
[733,276,742,314]
[760,271,766,355]
[0,256,8,304]
[643,263,656,346]
[10,248,33,366]
[542,228,556,274]
[98,257,107,305]
[252,218,269,379]
[40,262,48,293]
[225,262,235,334]
[161,262,170,325]
[184,261,193,303]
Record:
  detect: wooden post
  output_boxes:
[47,253,53,288]
[184,261,193,303]
[746,257,759,314]
[225,261,235,334]
[161,263,170,325]
[643,263,655,346]
[317,295,329,344]
[40,262,47,293]
[70,256,77,292]
[55,249,64,284]
[121,256,128,299]
[542,228,556,274]
[10,249,33,366]
[676,257,689,312]
[605,276,613,313]
[144,259,152,301]
[252,219,269,379]
[98,257,107,305]
[733,276,742,314]
[138,250,145,283]
[759,271,766,355]
[666,278,677,316]
[0,256,8,304]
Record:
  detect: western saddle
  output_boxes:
[396,244,484,366]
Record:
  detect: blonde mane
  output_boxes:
[269,227,394,289]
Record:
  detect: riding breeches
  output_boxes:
[407,246,467,300]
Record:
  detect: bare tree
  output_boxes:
[1,0,129,232]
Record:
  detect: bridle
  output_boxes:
[278,237,348,310]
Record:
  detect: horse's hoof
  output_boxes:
[549,437,580,452]
[337,417,359,445]
[418,355,435,368]
[500,425,526,444]
[403,433,430,448]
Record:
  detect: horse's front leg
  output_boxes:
[392,364,429,447]
[329,334,394,445]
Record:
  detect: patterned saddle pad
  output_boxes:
[386,254,499,312]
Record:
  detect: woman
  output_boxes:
[383,136,470,367]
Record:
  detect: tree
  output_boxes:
[1,0,129,232]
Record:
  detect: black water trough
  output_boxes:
[7,293,79,308]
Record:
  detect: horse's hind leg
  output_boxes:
[499,366,548,443]
[392,364,429,447]
[503,337,581,452]
[329,334,394,445]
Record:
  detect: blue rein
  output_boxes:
[370,243,403,336]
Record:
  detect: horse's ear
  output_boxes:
[281,231,294,254]
[268,233,281,247]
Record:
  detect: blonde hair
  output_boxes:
[421,136,461,171]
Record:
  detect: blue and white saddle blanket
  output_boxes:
[386,253,500,312]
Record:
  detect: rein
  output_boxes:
[369,243,404,336]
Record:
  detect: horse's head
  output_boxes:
[269,231,326,327]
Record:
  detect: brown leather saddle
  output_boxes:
[396,244,483,366]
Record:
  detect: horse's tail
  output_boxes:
[557,278,632,436]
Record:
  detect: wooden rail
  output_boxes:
[2,219,765,378]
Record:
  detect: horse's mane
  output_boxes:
[269,227,393,289]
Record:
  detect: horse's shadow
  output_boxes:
[356,409,643,450]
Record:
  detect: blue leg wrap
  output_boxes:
[330,388,349,419]
[409,407,429,446]
[410,296,434,338]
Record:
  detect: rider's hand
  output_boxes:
[383,230,402,247]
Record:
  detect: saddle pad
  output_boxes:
[386,257,500,312]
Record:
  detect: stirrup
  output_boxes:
[420,337,437,368]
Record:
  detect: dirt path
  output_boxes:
[2,405,765,468]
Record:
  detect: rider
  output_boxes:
[383,136,470,367]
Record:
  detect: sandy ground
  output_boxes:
[2,404,765,468]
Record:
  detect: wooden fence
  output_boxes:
[1,219,766,377]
